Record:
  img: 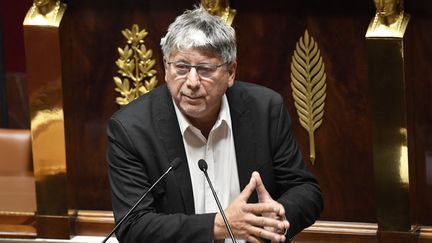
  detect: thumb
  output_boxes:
[252,171,272,202]
[237,173,257,202]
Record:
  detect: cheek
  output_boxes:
[166,80,182,95]
[165,70,181,93]
[206,82,228,98]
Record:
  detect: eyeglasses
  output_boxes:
[167,61,228,78]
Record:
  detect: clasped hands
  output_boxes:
[214,171,289,243]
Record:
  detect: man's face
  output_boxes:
[164,48,236,123]
[374,0,400,17]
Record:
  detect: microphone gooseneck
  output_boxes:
[102,157,182,243]
[198,159,237,243]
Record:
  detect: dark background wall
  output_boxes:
[2,0,432,234]
[0,0,30,128]
[58,0,379,222]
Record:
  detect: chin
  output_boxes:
[180,106,205,118]
[183,111,205,120]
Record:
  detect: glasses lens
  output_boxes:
[196,65,218,78]
[173,63,190,75]
[169,62,225,78]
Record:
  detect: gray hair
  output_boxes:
[160,5,237,63]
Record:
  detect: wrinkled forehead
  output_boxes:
[169,47,221,61]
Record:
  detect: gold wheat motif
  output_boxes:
[113,24,158,106]
[290,30,327,165]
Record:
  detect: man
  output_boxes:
[107,5,323,243]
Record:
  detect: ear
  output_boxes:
[227,60,237,88]
[163,60,169,82]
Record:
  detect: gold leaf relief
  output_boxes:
[113,24,158,106]
[290,30,327,164]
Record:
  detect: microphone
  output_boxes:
[198,159,237,243]
[102,157,182,243]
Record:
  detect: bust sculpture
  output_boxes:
[201,0,236,26]
[23,0,66,27]
[366,0,410,38]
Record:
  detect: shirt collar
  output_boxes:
[173,94,232,135]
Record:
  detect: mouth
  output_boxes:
[182,94,203,103]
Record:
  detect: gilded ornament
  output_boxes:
[366,0,410,38]
[290,30,327,165]
[201,0,236,26]
[23,0,66,27]
[113,24,158,106]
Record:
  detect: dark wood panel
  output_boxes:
[72,210,114,236]
[294,220,377,243]
[295,233,377,243]
[404,10,432,226]
[420,227,432,243]
[5,73,30,129]
[234,2,376,222]
[377,230,420,243]
[0,213,36,239]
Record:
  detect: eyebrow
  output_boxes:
[173,60,215,65]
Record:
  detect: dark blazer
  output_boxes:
[107,81,323,243]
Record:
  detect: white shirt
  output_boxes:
[173,95,244,243]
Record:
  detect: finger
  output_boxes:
[246,214,288,232]
[243,202,284,216]
[237,174,257,201]
[246,235,266,243]
[248,225,286,243]
[274,204,286,219]
[252,171,272,201]
[279,215,290,230]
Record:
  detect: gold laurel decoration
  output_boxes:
[290,30,327,165]
[113,24,158,106]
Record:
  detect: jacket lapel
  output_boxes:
[227,83,258,203]
[154,86,195,214]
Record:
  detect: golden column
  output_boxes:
[23,0,70,239]
[366,0,417,242]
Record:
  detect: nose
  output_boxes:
[185,67,201,89]
[378,0,387,14]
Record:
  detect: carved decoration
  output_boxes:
[113,24,158,106]
[23,0,67,27]
[290,30,327,165]
[201,0,236,26]
[366,0,410,38]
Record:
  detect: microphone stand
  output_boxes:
[198,159,237,243]
[102,158,181,243]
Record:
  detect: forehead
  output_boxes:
[169,48,221,61]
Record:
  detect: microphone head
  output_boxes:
[198,159,208,172]
[170,157,182,170]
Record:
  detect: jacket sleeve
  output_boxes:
[107,117,216,243]
[269,99,324,240]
